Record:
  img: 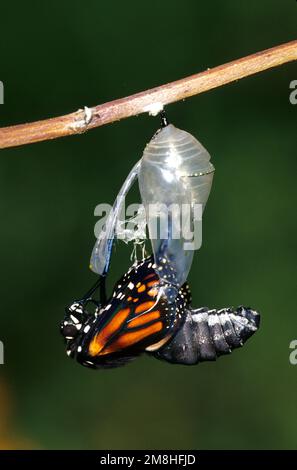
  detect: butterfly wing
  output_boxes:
[82,257,188,364]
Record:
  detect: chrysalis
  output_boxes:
[90,115,214,291]
[138,118,214,291]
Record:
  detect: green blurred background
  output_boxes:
[0,0,296,450]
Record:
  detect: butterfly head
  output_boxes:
[61,302,85,338]
[60,301,95,357]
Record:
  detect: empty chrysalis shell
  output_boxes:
[138,124,215,288]
[90,121,215,289]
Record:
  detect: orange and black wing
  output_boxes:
[85,256,181,360]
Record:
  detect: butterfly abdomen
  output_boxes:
[152,306,260,365]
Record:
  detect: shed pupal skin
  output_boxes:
[138,122,215,293]
[90,119,215,296]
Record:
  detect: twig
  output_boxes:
[1,40,296,150]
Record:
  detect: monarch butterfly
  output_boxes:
[61,255,260,368]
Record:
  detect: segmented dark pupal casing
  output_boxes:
[152,306,260,365]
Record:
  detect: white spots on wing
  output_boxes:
[77,346,82,353]
[70,315,79,324]
[128,282,134,290]
[84,325,91,333]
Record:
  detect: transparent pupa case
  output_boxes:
[90,124,214,290]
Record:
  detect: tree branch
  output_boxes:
[1,39,296,150]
